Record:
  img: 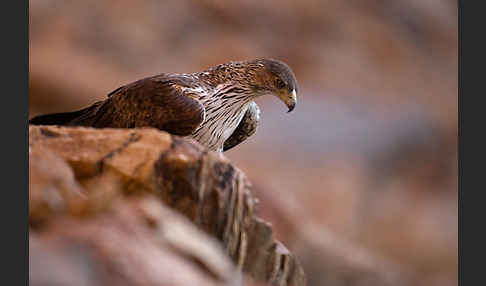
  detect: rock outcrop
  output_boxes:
[29,125,306,286]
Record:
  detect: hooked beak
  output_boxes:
[278,89,297,113]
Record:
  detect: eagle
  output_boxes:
[29,58,298,152]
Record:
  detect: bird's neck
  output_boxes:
[195,62,267,95]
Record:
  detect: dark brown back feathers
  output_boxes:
[30,75,205,136]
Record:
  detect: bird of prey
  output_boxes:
[29,58,298,152]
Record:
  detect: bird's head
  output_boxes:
[251,59,298,112]
[207,58,298,112]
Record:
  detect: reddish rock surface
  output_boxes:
[29,126,305,286]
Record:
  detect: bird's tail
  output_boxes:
[29,102,103,126]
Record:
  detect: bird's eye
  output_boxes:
[275,78,286,89]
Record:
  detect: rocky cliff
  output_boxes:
[29,125,306,286]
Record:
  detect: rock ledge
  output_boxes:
[29,125,306,286]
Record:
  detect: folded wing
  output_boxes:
[223,101,260,152]
[29,75,206,137]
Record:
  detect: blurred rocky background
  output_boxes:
[29,0,457,286]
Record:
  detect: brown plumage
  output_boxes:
[29,58,298,152]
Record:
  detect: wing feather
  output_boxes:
[68,75,205,136]
[223,101,260,151]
